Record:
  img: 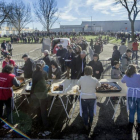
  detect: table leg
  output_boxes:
[66,96,69,110]
[106,97,110,105]
[48,96,56,117]
[112,96,122,119]
[121,97,125,105]
[59,96,70,119]
[100,97,103,102]
[25,95,29,104]
[70,95,80,119]
[14,103,19,117]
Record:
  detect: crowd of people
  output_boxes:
[0,33,140,137]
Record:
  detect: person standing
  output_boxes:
[111,46,120,66]
[56,45,67,73]
[22,54,35,79]
[88,53,103,79]
[40,60,49,76]
[0,65,20,125]
[121,49,132,74]
[119,42,127,59]
[90,39,94,50]
[78,66,101,130]
[1,40,7,51]
[65,46,75,79]
[50,60,61,79]
[94,42,101,54]
[132,39,139,60]
[7,42,13,56]
[121,65,140,132]
[71,50,87,79]
[42,50,52,78]
[31,64,50,135]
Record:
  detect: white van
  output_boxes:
[52,38,71,50]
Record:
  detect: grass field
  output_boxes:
[0,37,10,43]
[82,35,115,42]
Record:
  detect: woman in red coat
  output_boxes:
[2,55,16,68]
[0,65,20,124]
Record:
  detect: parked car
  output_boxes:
[52,38,71,54]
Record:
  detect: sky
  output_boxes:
[5,0,140,30]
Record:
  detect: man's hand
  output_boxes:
[96,71,99,74]
[52,75,56,79]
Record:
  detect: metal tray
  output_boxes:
[96,82,122,93]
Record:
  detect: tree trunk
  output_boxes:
[18,30,20,36]
[131,21,135,41]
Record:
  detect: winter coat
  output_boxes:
[121,53,131,73]
[71,55,86,79]
[111,50,120,66]
[119,45,127,55]
[111,66,122,79]
[88,60,103,79]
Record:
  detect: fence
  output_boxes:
[0,48,42,72]
[100,59,140,79]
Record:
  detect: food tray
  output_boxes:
[13,76,25,90]
[51,83,64,94]
[96,82,122,93]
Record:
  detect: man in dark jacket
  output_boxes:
[56,45,67,72]
[43,50,52,78]
[111,46,120,66]
[88,53,103,79]
[22,54,35,78]
[71,50,87,79]
[1,40,7,51]
[94,42,101,54]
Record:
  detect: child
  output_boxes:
[111,61,122,79]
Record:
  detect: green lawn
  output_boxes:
[0,37,10,43]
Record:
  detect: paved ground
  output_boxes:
[0,43,41,58]
[1,43,139,140]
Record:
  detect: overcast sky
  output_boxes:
[6,0,140,30]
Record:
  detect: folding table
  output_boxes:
[48,79,80,119]
[70,79,127,119]
[13,79,31,117]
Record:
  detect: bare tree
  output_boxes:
[116,0,140,41]
[6,0,32,35]
[34,0,58,33]
[0,1,11,25]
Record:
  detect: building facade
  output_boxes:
[0,26,34,36]
[50,20,140,33]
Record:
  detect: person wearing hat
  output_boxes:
[119,42,127,59]
[22,54,35,79]
[65,46,75,79]
[132,39,139,60]
[56,45,67,73]
[88,53,103,79]
[71,50,87,79]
